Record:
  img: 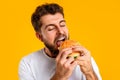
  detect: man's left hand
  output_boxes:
[72,45,98,80]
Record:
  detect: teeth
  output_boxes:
[58,36,65,41]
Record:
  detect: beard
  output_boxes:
[44,41,59,58]
[42,34,69,58]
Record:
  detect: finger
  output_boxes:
[63,60,77,72]
[75,56,91,66]
[72,45,90,56]
[60,49,73,62]
[70,61,78,70]
[76,60,85,66]
[64,57,74,67]
[75,56,85,61]
[56,48,72,62]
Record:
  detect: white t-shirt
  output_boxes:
[18,48,102,80]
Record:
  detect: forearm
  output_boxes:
[50,74,68,80]
[85,71,98,80]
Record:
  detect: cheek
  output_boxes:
[44,32,56,42]
[64,28,69,35]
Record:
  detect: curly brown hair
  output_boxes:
[31,3,64,32]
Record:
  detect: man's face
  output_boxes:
[39,13,69,56]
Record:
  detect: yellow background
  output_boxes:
[0,0,120,80]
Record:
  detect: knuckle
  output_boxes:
[59,61,64,65]
[63,63,68,68]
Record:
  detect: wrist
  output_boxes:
[85,70,98,80]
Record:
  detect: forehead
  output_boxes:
[40,13,64,26]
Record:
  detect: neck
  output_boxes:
[44,47,59,58]
[44,47,53,58]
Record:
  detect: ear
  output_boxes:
[35,32,43,42]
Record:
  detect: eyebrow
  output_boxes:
[44,20,66,30]
[59,20,66,24]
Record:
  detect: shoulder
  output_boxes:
[19,49,44,64]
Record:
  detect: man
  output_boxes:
[18,3,102,80]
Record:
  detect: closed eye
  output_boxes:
[60,24,65,27]
[60,21,66,27]
[47,25,56,31]
[48,27,55,31]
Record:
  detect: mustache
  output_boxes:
[54,34,67,43]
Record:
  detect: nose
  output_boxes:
[57,26,64,34]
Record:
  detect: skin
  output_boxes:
[36,13,98,80]
[36,13,69,57]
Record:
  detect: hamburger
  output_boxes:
[59,40,80,58]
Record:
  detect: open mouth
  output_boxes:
[56,36,66,47]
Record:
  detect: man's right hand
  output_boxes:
[51,48,78,80]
